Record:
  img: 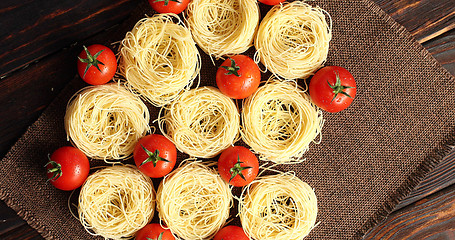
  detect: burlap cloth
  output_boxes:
[1,0,454,239]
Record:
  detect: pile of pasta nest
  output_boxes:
[65,0,332,239]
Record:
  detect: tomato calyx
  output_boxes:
[221,58,241,77]
[328,72,355,102]
[153,0,181,5]
[229,156,252,183]
[139,145,170,167]
[146,232,164,240]
[45,157,62,182]
[78,45,105,78]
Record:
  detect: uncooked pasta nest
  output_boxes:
[239,173,318,240]
[78,165,155,240]
[156,161,232,240]
[158,86,240,158]
[254,1,332,79]
[64,83,150,162]
[241,79,323,163]
[118,14,200,106]
[185,0,260,59]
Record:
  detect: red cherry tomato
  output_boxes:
[218,146,259,187]
[216,55,261,99]
[258,0,286,5]
[136,223,175,240]
[148,0,190,14]
[309,66,357,112]
[77,44,117,85]
[213,225,249,240]
[45,146,90,191]
[134,134,177,178]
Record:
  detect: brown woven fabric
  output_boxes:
[1,0,454,239]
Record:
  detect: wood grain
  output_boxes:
[423,29,455,75]
[374,0,455,43]
[365,1,455,238]
[363,183,455,239]
[0,0,139,76]
[0,1,146,238]
[0,48,77,157]
[394,148,455,210]
[0,0,453,239]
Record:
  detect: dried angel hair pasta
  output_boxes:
[241,79,323,163]
[239,173,318,240]
[254,1,332,79]
[185,0,260,59]
[158,86,240,158]
[78,165,155,240]
[156,160,232,240]
[118,14,200,106]
[64,83,150,162]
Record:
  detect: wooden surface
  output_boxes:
[0,0,454,239]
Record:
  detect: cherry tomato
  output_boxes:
[136,223,175,240]
[134,134,177,178]
[258,0,286,5]
[149,0,190,14]
[77,44,117,85]
[218,146,259,187]
[45,146,90,191]
[213,225,249,240]
[216,55,261,99]
[309,66,357,113]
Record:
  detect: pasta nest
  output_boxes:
[241,80,323,163]
[185,0,260,59]
[78,165,155,240]
[156,161,233,239]
[159,86,240,158]
[119,14,200,106]
[239,173,318,240]
[64,83,150,162]
[254,1,332,79]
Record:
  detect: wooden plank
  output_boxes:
[0,0,453,239]
[423,29,455,75]
[394,149,455,210]
[1,223,43,240]
[0,47,77,157]
[0,0,146,158]
[366,1,455,238]
[0,3,147,238]
[363,184,455,239]
[0,200,27,236]
[0,0,139,76]
[374,0,455,43]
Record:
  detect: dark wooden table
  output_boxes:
[0,0,453,239]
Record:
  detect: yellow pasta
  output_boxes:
[119,14,200,106]
[185,0,260,59]
[239,173,318,240]
[254,1,332,79]
[158,86,240,158]
[78,165,155,240]
[64,83,150,162]
[241,79,323,163]
[156,161,232,239]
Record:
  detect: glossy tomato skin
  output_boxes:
[136,223,175,240]
[258,0,286,5]
[216,55,261,99]
[309,66,357,113]
[149,0,190,14]
[134,134,177,178]
[46,146,90,191]
[213,225,249,240]
[77,44,117,85]
[218,146,259,187]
